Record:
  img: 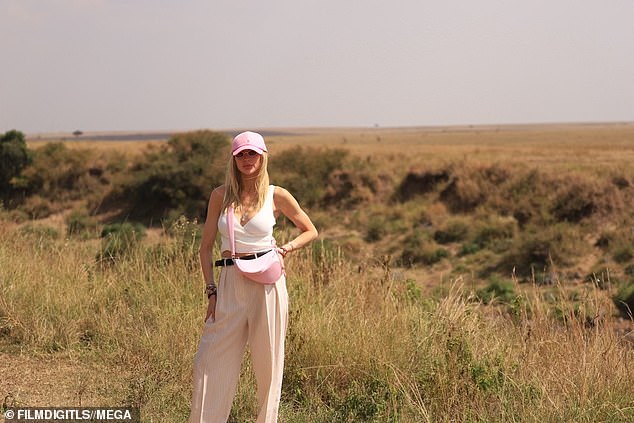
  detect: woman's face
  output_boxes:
[234,149,262,177]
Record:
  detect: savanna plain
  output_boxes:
[1,123,634,422]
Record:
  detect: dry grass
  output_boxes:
[263,123,634,170]
[27,122,634,167]
[1,221,633,422]
[27,139,160,158]
[5,123,634,421]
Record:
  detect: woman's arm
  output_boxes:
[273,186,318,253]
[199,186,224,321]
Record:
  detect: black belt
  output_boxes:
[214,250,272,267]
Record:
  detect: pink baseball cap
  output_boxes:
[232,131,267,156]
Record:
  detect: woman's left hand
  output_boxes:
[204,295,217,323]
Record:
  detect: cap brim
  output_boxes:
[232,145,265,155]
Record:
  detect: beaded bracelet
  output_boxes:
[206,283,217,299]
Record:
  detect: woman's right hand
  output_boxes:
[205,295,217,323]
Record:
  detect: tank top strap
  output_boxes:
[266,185,275,206]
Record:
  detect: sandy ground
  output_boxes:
[0,344,124,408]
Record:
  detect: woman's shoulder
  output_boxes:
[212,185,226,196]
[208,185,226,204]
[273,186,298,204]
[272,185,290,197]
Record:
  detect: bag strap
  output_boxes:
[227,205,236,258]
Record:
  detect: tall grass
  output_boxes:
[1,222,633,422]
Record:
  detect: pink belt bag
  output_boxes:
[228,205,283,284]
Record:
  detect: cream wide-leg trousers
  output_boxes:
[189,266,289,423]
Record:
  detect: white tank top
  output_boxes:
[218,185,276,254]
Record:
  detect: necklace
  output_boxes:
[238,187,256,225]
[238,202,253,225]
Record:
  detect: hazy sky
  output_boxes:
[2,0,634,134]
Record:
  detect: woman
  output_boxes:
[189,131,318,423]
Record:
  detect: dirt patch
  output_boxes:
[0,348,120,408]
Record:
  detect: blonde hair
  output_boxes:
[222,152,270,213]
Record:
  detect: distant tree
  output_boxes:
[0,130,32,198]
[73,130,83,137]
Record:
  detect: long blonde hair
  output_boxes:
[222,152,270,213]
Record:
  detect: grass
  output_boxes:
[1,220,633,422]
[5,123,634,421]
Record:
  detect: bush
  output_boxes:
[23,143,101,202]
[498,224,585,277]
[439,163,512,213]
[613,246,634,264]
[18,224,60,240]
[401,230,449,266]
[595,230,634,265]
[109,131,229,221]
[504,169,556,221]
[550,175,622,223]
[459,242,482,256]
[433,218,470,244]
[551,178,599,222]
[0,130,32,199]
[365,215,388,243]
[323,169,393,208]
[471,216,517,252]
[20,195,57,219]
[476,277,516,304]
[614,282,634,317]
[66,210,99,238]
[271,147,347,208]
[394,169,450,202]
[97,222,146,263]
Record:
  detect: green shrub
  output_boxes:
[613,246,634,264]
[595,231,617,249]
[439,163,512,213]
[334,379,395,421]
[323,168,393,208]
[97,222,146,263]
[433,218,470,244]
[394,169,450,202]
[551,183,598,222]
[21,195,56,219]
[66,210,99,238]
[498,224,585,277]
[270,146,347,208]
[471,216,516,252]
[595,229,634,263]
[18,224,60,240]
[401,230,449,266]
[109,131,229,221]
[476,277,516,304]
[459,242,482,256]
[365,215,388,243]
[550,175,622,223]
[0,130,32,199]
[21,143,100,202]
[614,282,634,317]
[504,169,549,227]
